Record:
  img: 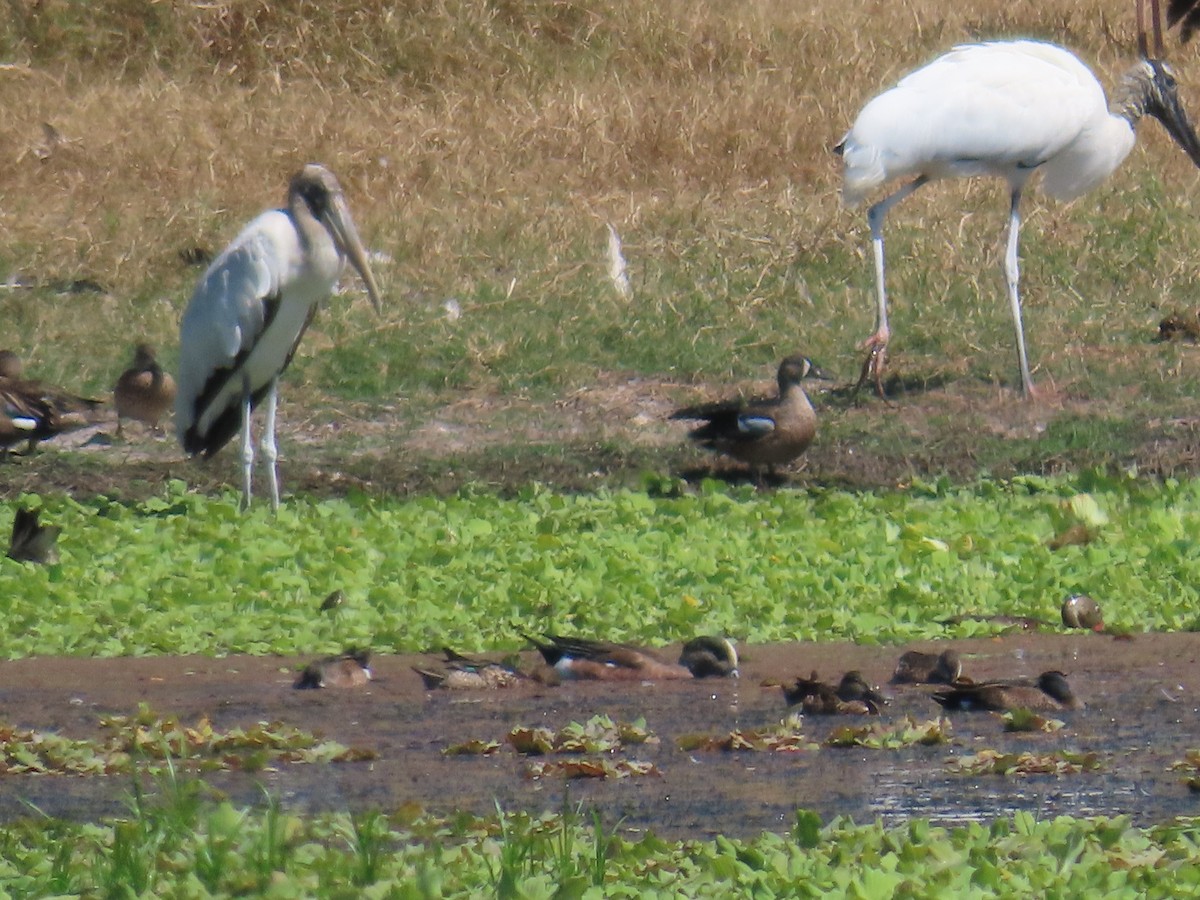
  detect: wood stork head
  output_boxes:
[1124,0,1200,165]
[289,164,383,313]
[1129,57,1200,164]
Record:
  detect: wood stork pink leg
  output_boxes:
[261,381,280,512]
[855,175,929,396]
[1003,188,1037,398]
[239,375,254,511]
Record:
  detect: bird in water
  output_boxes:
[114,343,176,438]
[838,39,1200,397]
[523,633,738,682]
[671,355,828,481]
[294,648,373,689]
[891,649,964,685]
[176,164,382,511]
[931,671,1081,711]
[780,670,885,715]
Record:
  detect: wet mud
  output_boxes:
[2,632,1199,839]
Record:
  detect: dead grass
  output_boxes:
[2,0,1200,458]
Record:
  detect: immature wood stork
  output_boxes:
[838,39,1200,397]
[176,164,382,510]
[114,343,175,437]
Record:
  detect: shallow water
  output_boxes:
[2,632,1198,839]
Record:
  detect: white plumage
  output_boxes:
[177,164,382,510]
[839,40,1200,397]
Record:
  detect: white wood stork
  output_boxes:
[176,164,382,510]
[838,39,1200,397]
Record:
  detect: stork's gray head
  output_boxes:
[1120,58,1200,167]
[289,164,383,313]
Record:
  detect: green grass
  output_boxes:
[5,781,1200,897]
[3,471,1199,658]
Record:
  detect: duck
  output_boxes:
[1061,594,1104,631]
[114,343,176,438]
[891,649,963,685]
[0,351,22,379]
[523,633,738,682]
[0,355,103,453]
[7,506,60,564]
[781,671,883,715]
[670,355,828,478]
[931,671,1081,712]
[413,648,524,690]
[294,648,372,689]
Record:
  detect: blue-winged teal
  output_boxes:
[114,343,176,438]
[891,649,963,685]
[524,633,738,682]
[931,670,1081,711]
[7,506,60,565]
[671,355,827,477]
[781,671,883,715]
[294,648,372,689]
[414,648,524,690]
[1061,594,1104,631]
[1,354,103,453]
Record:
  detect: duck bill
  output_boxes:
[323,195,383,313]
[1151,70,1200,168]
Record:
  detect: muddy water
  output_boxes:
[2,632,1199,840]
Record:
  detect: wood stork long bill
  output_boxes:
[837,40,1200,397]
[176,164,382,510]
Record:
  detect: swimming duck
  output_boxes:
[294,648,372,689]
[414,649,524,690]
[670,355,828,478]
[114,343,176,437]
[523,633,738,682]
[931,671,1081,712]
[891,649,963,685]
[1061,594,1104,631]
[781,671,883,715]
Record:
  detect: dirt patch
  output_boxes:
[5,373,1200,501]
[3,632,1198,838]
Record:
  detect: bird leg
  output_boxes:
[239,374,254,510]
[1003,188,1037,398]
[857,176,929,397]
[261,380,280,512]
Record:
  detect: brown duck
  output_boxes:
[891,649,963,685]
[1061,594,1104,631]
[782,671,883,715]
[114,343,176,437]
[671,355,828,477]
[294,648,372,689]
[524,633,738,682]
[414,648,524,690]
[0,353,103,453]
[931,671,1081,711]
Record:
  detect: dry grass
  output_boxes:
[2,0,1199,409]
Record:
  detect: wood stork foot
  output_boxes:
[852,344,888,399]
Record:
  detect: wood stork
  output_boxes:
[176,164,382,510]
[838,39,1200,397]
[114,343,175,437]
[670,355,828,478]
